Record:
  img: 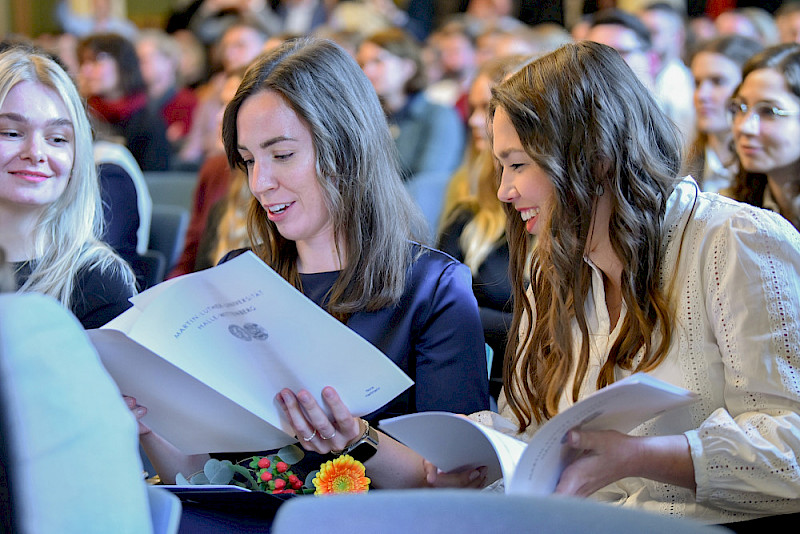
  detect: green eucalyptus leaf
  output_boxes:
[204,459,235,484]
[190,472,210,485]
[277,444,305,464]
[175,472,190,485]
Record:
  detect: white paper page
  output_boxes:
[380,412,528,484]
[127,276,182,309]
[507,373,698,496]
[93,252,413,453]
[89,328,296,453]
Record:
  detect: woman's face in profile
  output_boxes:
[493,106,554,236]
[691,51,741,136]
[0,81,74,212]
[236,90,334,251]
[468,73,492,152]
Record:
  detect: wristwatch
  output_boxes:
[340,419,379,463]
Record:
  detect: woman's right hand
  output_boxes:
[123,395,151,436]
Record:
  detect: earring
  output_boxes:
[596,184,604,196]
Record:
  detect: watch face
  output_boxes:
[348,440,378,463]
[344,425,379,463]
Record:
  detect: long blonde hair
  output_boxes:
[493,42,682,429]
[212,169,252,265]
[438,55,530,274]
[1,48,133,309]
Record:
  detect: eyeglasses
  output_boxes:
[727,100,800,124]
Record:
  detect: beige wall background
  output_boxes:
[6,0,171,37]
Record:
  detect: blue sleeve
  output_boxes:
[414,260,489,413]
[414,104,465,176]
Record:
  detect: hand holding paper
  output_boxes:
[89,252,413,454]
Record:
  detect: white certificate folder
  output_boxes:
[89,251,414,454]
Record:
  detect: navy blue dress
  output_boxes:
[222,243,489,420]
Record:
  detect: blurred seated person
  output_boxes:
[684,35,763,192]
[136,29,199,156]
[727,43,800,231]
[194,167,252,271]
[95,139,153,288]
[168,69,244,278]
[177,20,267,170]
[437,55,530,399]
[638,3,696,146]
[777,1,800,45]
[186,0,280,46]
[714,8,778,46]
[424,19,479,122]
[77,33,171,171]
[0,46,135,328]
[357,27,466,180]
[274,0,329,35]
[586,9,656,93]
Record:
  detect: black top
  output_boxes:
[437,207,513,397]
[13,261,133,329]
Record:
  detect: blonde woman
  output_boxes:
[0,46,134,328]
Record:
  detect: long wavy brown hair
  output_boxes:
[491,42,683,430]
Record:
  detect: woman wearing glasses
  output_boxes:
[684,35,763,193]
[727,43,800,231]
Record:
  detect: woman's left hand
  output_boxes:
[553,429,636,497]
[276,386,362,455]
[554,429,695,497]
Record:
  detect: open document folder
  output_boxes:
[88,251,413,455]
[380,373,698,495]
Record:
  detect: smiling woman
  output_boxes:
[131,38,488,496]
[684,35,763,193]
[726,43,800,230]
[481,40,800,528]
[0,46,135,328]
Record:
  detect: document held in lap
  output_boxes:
[380,373,698,495]
[89,251,414,454]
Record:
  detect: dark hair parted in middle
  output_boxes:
[490,41,683,428]
[77,33,146,97]
[222,37,428,321]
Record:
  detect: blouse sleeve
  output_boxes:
[413,259,490,414]
[687,209,800,512]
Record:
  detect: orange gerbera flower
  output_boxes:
[313,455,370,494]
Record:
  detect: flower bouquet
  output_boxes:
[176,444,370,496]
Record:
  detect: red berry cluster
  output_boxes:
[250,456,304,494]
